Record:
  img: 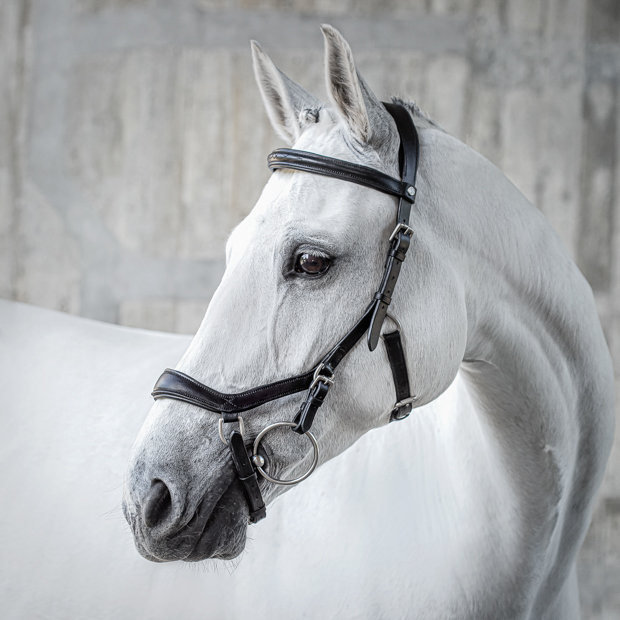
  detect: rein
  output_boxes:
[151,102,420,523]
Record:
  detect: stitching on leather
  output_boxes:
[157,369,315,411]
[270,149,396,178]
[270,161,405,198]
[268,147,416,203]
[271,157,382,177]
[154,383,312,413]
[270,149,384,174]
[268,152,403,186]
[167,368,314,399]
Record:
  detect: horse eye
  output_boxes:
[295,253,331,275]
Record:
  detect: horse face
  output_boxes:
[123,26,467,562]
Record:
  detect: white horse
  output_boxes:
[121,25,615,618]
[1,25,614,619]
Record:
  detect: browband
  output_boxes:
[267,149,416,204]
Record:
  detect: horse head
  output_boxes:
[122,25,466,562]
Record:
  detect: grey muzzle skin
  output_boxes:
[151,101,420,524]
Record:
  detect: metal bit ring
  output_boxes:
[252,422,319,486]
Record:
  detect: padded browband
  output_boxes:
[267,149,416,204]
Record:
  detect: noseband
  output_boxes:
[151,102,419,523]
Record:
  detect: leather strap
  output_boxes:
[292,305,374,433]
[384,102,420,225]
[320,304,374,370]
[228,430,266,523]
[367,103,419,350]
[367,230,411,350]
[152,368,315,413]
[383,330,413,421]
[268,149,415,204]
[293,381,330,434]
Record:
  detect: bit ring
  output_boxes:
[252,422,319,486]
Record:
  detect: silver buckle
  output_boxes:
[218,415,245,446]
[387,395,418,420]
[393,395,418,409]
[389,222,414,242]
[309,363,334,391]
[380,312,403,341]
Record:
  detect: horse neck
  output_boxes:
[430,134,615,596]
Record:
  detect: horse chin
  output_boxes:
[129,479,249,563]
[183,519,247,562]
[183,485,249,562]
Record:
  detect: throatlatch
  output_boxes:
[151,102,420,524]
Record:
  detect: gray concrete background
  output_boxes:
[1,0,619,616]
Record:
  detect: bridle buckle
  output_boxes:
[393,395,418,409]
[309,363,334,391]
[389,395,418,421]
[389,222,414,242]
[218,415,245,446]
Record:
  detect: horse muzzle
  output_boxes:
[123,472,249,562]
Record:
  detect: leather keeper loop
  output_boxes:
[389,247,408,262]
[294,381,330,434]
[392,231,411,253]
[222,412,239,423]
[374,291,392,305]
[228,430,266,524]
[249,506,267,522]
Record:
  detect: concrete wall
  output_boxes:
[1,0,619,616]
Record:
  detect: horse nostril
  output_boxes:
[143,479,172,528]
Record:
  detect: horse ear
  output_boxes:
[251,40,321,145]
[321,24,395,150]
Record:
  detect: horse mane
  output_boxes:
[390,96,446,133]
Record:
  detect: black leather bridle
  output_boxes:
[151,102,419,523]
